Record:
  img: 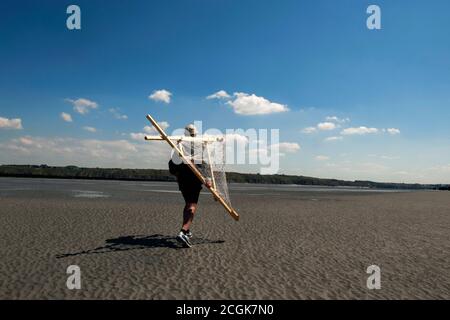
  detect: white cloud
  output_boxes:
[130,122,170,141]
[0,143,29,153]
[0,136,171,169]
[301,126,317,134]
[19,137,33,146]
[224,133,249,144]
[130,132,147,141]
[302,120,339,134]
[325,116,350,123]
[273,142,301,153]
[149,89,172,104]
[226,92,289,115]
[248,141,292,158]
[206,90,230,100]
[60,112,72,122]
[83,126,97,133]
[380,155,400,160]
[0,117,23,130]
[109,108,128,120]
[65,98,98,115]
[317,122,337,131]
[315,155,330,161]
[387,128,400,135]
[248,147,269,158]
[426,164,450,173]
[324,136,343,142]
[143,121,170,134]
[341,127,378,135]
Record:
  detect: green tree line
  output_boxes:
[0,164,447,190]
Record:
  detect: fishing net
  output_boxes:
[176,137,231,207]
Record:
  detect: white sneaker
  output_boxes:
[176,231,192,248]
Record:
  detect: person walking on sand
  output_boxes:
[168,124,211,248]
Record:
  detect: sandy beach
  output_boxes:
[0,177,449,299]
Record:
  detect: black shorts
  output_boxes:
[180,186,201,203]
[176,164,202,203]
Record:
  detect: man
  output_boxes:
[169,124,211,248]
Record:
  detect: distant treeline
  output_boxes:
[0,164,448,190]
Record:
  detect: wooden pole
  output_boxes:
[145,135,222,142]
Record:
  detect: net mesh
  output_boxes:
[178,138,231,206]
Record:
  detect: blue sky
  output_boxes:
[1,0,450,183]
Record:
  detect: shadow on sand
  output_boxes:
[56,234,225,258]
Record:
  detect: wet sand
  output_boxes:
[0,177,449,299]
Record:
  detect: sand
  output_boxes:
[0,177,449,299]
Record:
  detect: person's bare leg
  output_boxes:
[182,203,197,232]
